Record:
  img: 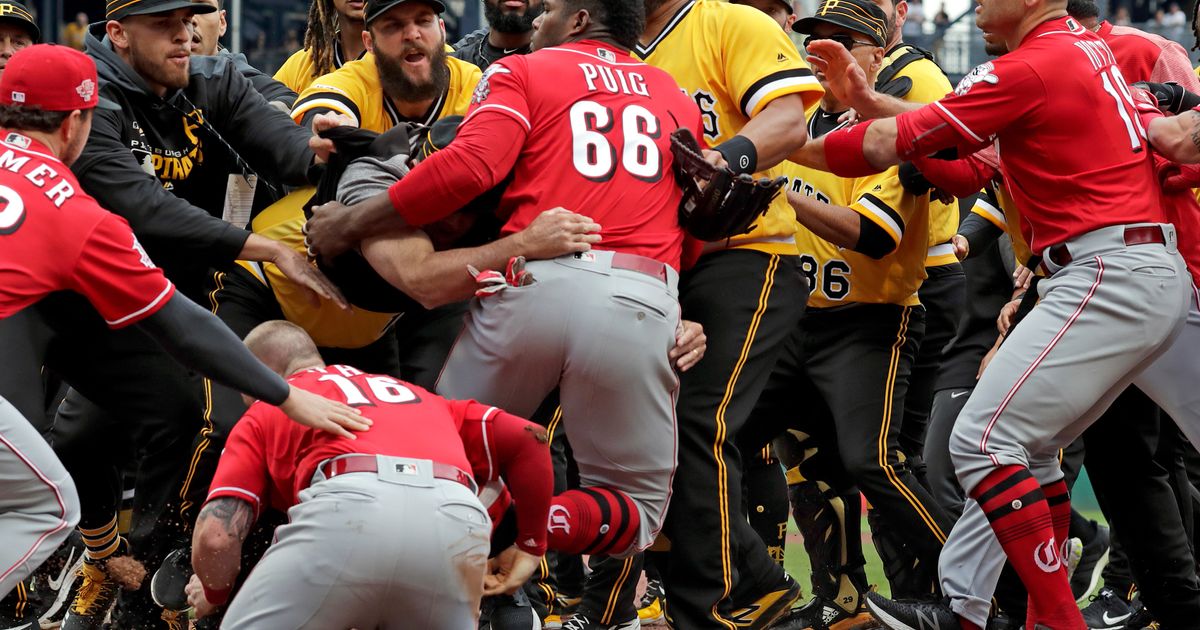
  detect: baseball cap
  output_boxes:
[0,1,39,42]
[0,45,120,111]
[107,0,217,21]
[792,0,888,47]
[365,0,448,24]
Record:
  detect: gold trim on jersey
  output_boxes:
[634,0,698,58]
[925,242,958,267]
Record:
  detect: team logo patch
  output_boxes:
[4,132,29,148]
[76,79,96,103]
[548,505,572,534]
[10,91,23,103]
[471,64,511,105]
[954,61,999,96]
[597,48,615,62]
[1034,538,1062,573]
[132,236,156,269]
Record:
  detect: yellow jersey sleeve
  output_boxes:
[274,48,318,95]
[972,192,1006,231]
[848,168,915,255]
[720,4,823,117]
[445,56,483,116]
[994,186,1034,267]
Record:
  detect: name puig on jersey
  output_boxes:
[0,149,75,208]
[580,63,650,97]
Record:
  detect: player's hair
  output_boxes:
[1191,0,1200,49]
[565,0,646,50]
[303,0,342,79]
[244,320,324,377]
[0,104,86,133]
[1065,0,1099,19]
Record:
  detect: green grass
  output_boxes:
[780,509,1109,601]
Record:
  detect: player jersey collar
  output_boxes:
[0,131,58,164]
[383,88,447,128]
[1024,15,1084,45]
[633,0,697,59]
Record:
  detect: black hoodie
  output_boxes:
[73,24,314,298]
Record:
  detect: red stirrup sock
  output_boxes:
[969,465,1083,630]
[547,487,641,555]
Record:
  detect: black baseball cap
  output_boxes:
[365,0,447,24]
[0,1,39,42]
[106,0,217,21]
[792,0,888,47]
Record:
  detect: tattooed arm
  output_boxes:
[188,497,256,614]
[1149,110,1200,163]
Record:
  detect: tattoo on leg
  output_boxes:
[197,497,255,540]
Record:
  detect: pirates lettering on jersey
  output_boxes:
[691,89,719,141]
[580,64,650,96]
[783,174,830,205]
[127,111,207,190]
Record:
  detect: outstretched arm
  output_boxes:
[187,497,256,617]
[1149,110,1200,163]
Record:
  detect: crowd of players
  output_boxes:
[4,0,1200,628]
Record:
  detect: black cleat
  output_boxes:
[1071,524,1110,603]
[864,592,958,630]
[1078,587,1131,630]
[150,548,192,612]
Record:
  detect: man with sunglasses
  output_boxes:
[735,2,953,628]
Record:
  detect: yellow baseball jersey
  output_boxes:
[880,46,957,267]
[237,190,400,349]
[291,53,481,131]
[633,0,823,255]
[244,57,480,348]
[972,185,1034,267]
[274,39,366,95]
[779,105,928,308]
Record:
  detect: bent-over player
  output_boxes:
[184,321,553,628]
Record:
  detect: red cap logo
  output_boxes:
[75,79,95,103]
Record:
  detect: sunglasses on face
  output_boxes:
[803,34,877,51]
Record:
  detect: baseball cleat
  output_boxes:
[1071,524,1110,603]
[561,614,640,629]
[863,592,958,630]
[770,596,879,629]
[149,548,191,612]
[0,532,84,630]
[636,578,664,624]
[729,572,803,629]
[1078,587,1131,630]
[61,538,132,630]
[1062,537,1084,585]
[487,590,542,630]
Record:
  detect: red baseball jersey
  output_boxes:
[0,132,174,326]
[922,17,1165,254]
[465,40,703,268]
[206,365,551,551]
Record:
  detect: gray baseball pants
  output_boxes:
[221,457,491,629]
[938,224,1191,626]
[436,250,681,551]
[0,395,80,598]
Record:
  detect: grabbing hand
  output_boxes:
[951,234,969,261]
[184,575,219,619]
[483,546,542,596]
[996,297,1021,336]
[272,245,349,310]
[279,386,371,439]
[516,208,603,259]
[304,201,358,260]
[309,112,357,164]
[670,320,707,372]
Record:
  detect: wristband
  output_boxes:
[824,120,878,177]
[202,583,232,607]
[714,135,758,175]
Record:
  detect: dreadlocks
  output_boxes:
[303,0,341,79]
[1192,0,1200,50]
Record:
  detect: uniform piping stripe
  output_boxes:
[293,96,361,127]
[105,283,173,326]
[877,307,948,543]
[466,103,531,130]
[0,430,70,584]
[545,46,651,66]
[740,68,817,117]
[206,487,261,508]
[979,257,1104,465]
[708,254,780,630]
[546,407,563,447]
[482,407,499,481]
[633,0,697,58]
[932,101,985,144]
[859,193,905,241]
[602,556,636,623]
[179,272,225,518]
[974,197,1006,228]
